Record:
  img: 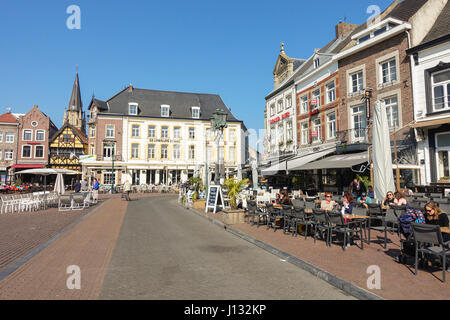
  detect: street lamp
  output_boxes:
[103,139,116,194]
[211,109,228,185]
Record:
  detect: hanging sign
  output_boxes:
[205,185,225,213]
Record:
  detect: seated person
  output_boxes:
[424,201,450,242]
[280,190,292,206]
[394,191,408,206]
[274,193,281,204]
[341,193,356,215]
[382,191,395,210]
[367,186,375,199]
[321,193,337,211]
[357,192,372,209]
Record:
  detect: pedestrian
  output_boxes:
[348,178,366,198]
[93,178,99,201]
[124,179,132,201]
[80,179,88,192]
[73,180,81,193]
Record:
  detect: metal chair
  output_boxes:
[327,212,364,250]
[245,200,258,224]
[412,223,450,283]
[58,194,73,211]
[266,203,283,232]
[369,208,399,248]
[312,209,330,246]
[282,204,295,235]
[429,193,442,200]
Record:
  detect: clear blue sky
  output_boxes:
[0,0,393,133]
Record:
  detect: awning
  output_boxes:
[261,161,288,176]
[298,151,369,170]
[11,164,45,169]
[287,148,336,171]
[412,118,449,128]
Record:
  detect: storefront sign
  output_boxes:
[270,117,281,124]
[282,112,290,119]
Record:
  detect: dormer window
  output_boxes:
[356,20,400,44]
[161,105,170,117]
[191,107,200,119]
[314,58,320,69]
[129,103,138,115]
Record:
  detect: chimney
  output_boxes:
[129,84,133,92]
[335,21,358,38]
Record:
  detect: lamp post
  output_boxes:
[211,109,228,185]
[103,139,116,194]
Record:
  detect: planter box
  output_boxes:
[223,209,245,225]
[193,199,206,210]
[438,180,450,184]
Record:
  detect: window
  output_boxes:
[286,96,292,109]
[207,146,212,160]
[219,147,224,160]
[374,25,388,37]
[301,122,309,145]
[189,145,195,159]
[103,171,116,185]
[103,144,115,159]
[6,132,14,143]
[173,145,180,159]
[384,96,399,130]
[189,127,195,139]
[326,81,336,104]
[436,132,450,179]
[314,58,320,69]
[0,150,2,160]
[90,144,95,155]
[300,95,309,114]
[161,145,168,159]
[270,104,275,117]
[129,104,138,115]
[381,59,397,84]
[228,146,235,162]
[161,105,170,117]
[131,144,139,159]
[36,130,45,141]
[358,34,371,44]
[35,146,44,158]
[287,121,293,141]
[431,69,450,112]
[277,124,284,146]
[148,126,156,138]
[148,144,155,159]
[327,112,337,140]
[277,100,283,113]
[5,150,13,160]
[312,118,321,143]
[352,105,367,141]
[350,71,364,93]
[106,125,114,138]
[206,128,212,141]
[131,125,140,137]
[22,145,31,158]
[228,129,235,142]
[23,130,32,141]
[0,132,3,142]
[312,89,321,109]
[161,126,169,139]
[192,107,200,119]
[90,126,96,138]
[63,134,72,143]
[174,127,181,139]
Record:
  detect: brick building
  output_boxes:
[0,112,20,184]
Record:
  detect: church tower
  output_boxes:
[63,72,86,133]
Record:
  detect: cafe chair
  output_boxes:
[282,205,295,235]
[429,193,443,200]
[327,212,364,251]
[369,208,399,249]
[412,223,450,283]
[266,203,283,232]
[312,209,330,246]
[245,200,258,224]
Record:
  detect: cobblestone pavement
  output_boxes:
[100,196,353,300]
[198,208,450,300]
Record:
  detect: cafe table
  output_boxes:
[441,227,450,234]
[342,214,370,243]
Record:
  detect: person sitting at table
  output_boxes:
[357,192,372,209]
[382,191,395,210]
[424,202,450,242]
[367,186,375,199]
[321,193,337,211]
[394,191,408,206]
[280,189,292,206]
[341,193,356,215]
[274,193,281,205]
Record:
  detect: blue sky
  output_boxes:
[0,0,393,133]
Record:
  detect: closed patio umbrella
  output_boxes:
[372,101,395,201]
[54,173,65,195]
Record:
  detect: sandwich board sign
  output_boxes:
[205,185,225,213]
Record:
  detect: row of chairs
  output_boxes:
[58,192,97,212]
[1,192,59,214]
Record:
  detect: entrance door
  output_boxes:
[436,132,450,180]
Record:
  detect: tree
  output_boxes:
[223,177,249,210]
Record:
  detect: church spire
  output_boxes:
[68,72,82,112]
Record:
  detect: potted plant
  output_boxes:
[222,177,249,225]
[189,176,206,209]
